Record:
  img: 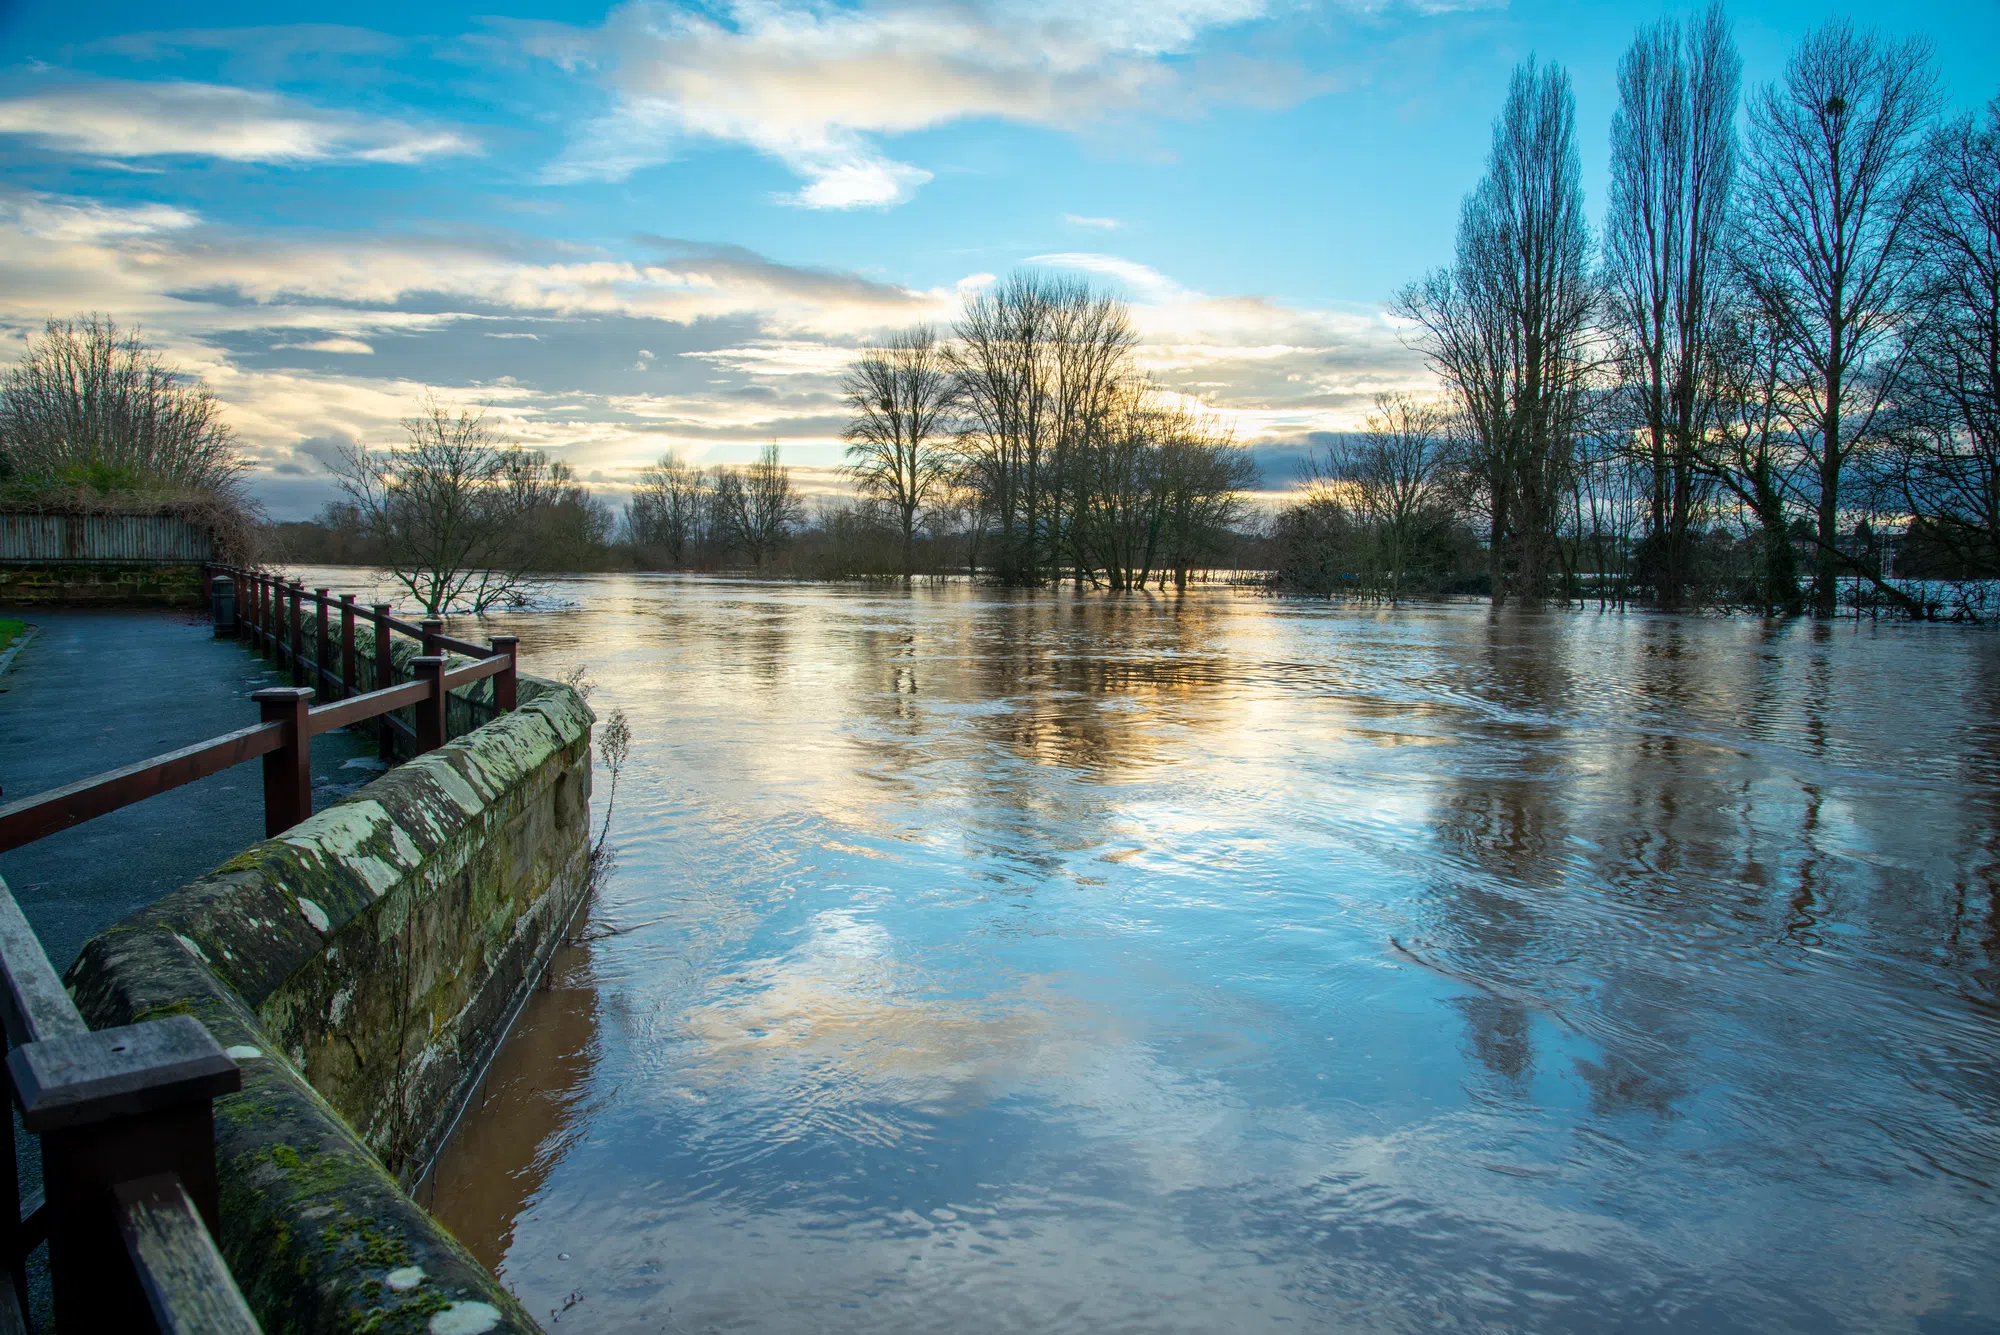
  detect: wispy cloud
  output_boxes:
[1064,214,1123,230]
[276,337,374,354]
[535,0,1281,206]
[0,79,476,165]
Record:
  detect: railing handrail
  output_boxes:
[0,882,88,1048]
[0,723,287,856]
[303,676,432,738]
[114,1174,262,1334]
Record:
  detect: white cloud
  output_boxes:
[276,337,374,354]
[0,79,476,165]
[537,0,1278,206]
[1064,214,1123,230]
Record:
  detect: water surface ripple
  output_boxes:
[424,577,2000,1333]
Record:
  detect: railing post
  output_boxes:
[420,618,443,658]
[490,635,518,713]
[252,687,314,837]
[412,656,447,754]
[13,1015,241,1331]
[288,581,304,686]
[339,595,357,701]
[314,588,332,700]
[210,574,236,639]
[373,604,395,763]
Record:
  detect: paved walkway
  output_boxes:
[0,608,380,973]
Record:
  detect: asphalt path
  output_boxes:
[0,607,381,973]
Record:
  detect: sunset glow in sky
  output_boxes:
[1,0,1994,516]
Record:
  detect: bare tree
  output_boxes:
[950,272,1136,585]
[713,443,804,570]
[1396,59,1597,604]
[842,326,959,581]
[627,451,707,565]
[0,315,244,496]
[1735,20,1940,616]
[1604,4,1740,610]
[1701,305,1806,613]
[1151,407,1257,590]
[1326,394,1457,604]
[1884,98,2000,580]
[332,392,559,614]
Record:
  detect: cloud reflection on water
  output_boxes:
[399,575,2000,1334]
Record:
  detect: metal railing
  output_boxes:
[0,566,527,1329]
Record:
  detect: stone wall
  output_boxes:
[0,562,206,607]
[66,674,593,1335]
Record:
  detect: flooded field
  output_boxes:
[418,576,2000,1333]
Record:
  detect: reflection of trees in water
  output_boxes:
[1425,613,1704,1115]
[834,591,1242,885]
[419,941,601,1272]
[1418,610,2000,1120]
[964,593,1236,774]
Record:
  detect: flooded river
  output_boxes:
[419,576,2000,1333]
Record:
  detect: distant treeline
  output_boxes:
[625,273,1259,590]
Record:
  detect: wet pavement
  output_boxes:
[0,607,380,972]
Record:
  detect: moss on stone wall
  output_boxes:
[0,562,206,607]
[66,673,593,1335]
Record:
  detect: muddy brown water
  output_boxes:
[414,576,2000,1333]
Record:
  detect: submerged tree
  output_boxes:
[1397,59,1597,604]
[842,326,959,581]
[1881,98,2000,578]
[950,272,1136,585]
[332,392,575,614]
[713,443,805,570]
[1604,4,1740,610]
[1735,21,1940,616]
[1330,394,1459,604]
[627,451,708,566]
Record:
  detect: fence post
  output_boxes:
[420,618,443,658]
[490,635,518,713]
[252,686,314,837]
[209,574,236,639]
[412,656,447,754]
[370,603,392,759]
[15,1015,242,1331]
[252,574,265,652]
[288,582,305,686]
[340,595,357,700]
[314,589,332,699]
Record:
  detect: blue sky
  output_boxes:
[1,0,1993,517]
